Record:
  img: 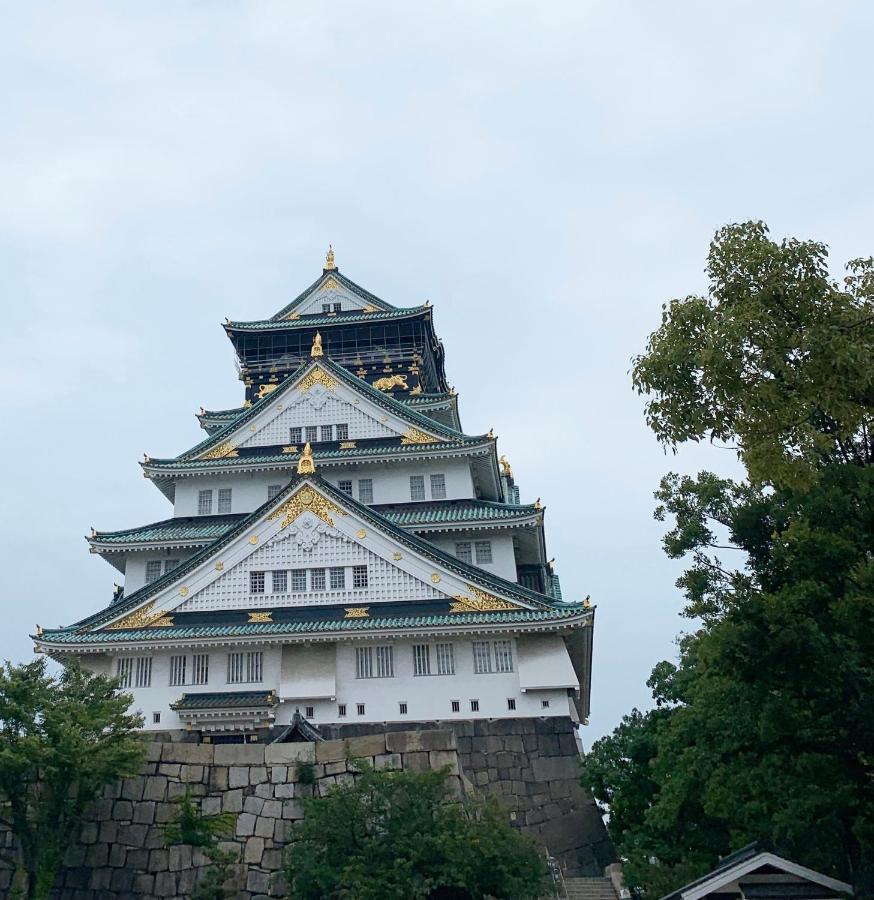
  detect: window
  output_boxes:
[410,475,425,501]
[376,645,394,678]
[169,655,187,687]
[475,541,493,564]
[291,569,307,591]
[250,571,265,594]
[305,705,314,718]
[246,652,263,683]
[311,568,326,590]
[399,702,408,715]
[494,640,514,673]
[358,479,373,504]
[305,426,318,443]
[145,561,162,584]
[356,647,373,679]
[333,302,342,313]
[450,700,460,713]
[470,699,480,712]
[116,658,133,689]
[454,542,472,564]
[153,712,161,724]
[192,654,209,685]
[289,427,302,444]
[198,489,213,515]
[541,699,550,709]
[268,484,283,500]
[322,303,331,313]
[272,570,288,593]
[356,646,394,679]
[430,474,446,499]
[357,703,365,716]
[218,488,232,514]
[336,423,349,441]
[472,641,492,674]
[227,651,263,684]
[338,704,347,717]
[413,644,431,677]
[338,480,353,496]
[163,559,180,575]
[330,567,346,590]
[435,643,455,675]
[320,425,333,442]
[227,652,243,683]
[353,565,368,588]
[507,698,517,711]
[135,657,152,688]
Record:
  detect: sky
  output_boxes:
[1,1,872,742]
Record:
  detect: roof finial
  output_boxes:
[297,442,315,475]
[324,245,336,271]
[311,332,323,358]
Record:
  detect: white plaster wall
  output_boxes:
[424,532,517,581]
[125,551,199,593]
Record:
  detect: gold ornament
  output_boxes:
[401,427,437,445]
[324,245,336,270]
[499,455,513,478]
[199,442,238,461]
[311,332,324,358]
[297,442,315,474]
[151,616,175,628]
[344,607,369,618]
[298,368,337,393]
[179,586,189,596]
[449,585,517,614]
[106,602,165,630]
[256,383,278,400]
[248,611,273,623]
[268,485,346,530]
[356,529,367,539]
[373,374,408,392]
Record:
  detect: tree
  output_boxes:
[0,659,145,900]
[581,223,874,896]
[284,762,550,900]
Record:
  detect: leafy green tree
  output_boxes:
[582,223,874,896]
[285,762,550,900]
[0,658,145,900]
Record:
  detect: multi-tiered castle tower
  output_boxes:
[33,250,594,739]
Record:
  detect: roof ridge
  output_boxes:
[269,269,398,321]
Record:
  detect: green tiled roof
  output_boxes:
[171,691,277,711]
[227,306,426,332]
[401,393,455,407]
[198,406,246,421]
[91,515,243,546]
[270,269,398,321]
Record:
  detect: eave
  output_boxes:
[225,305,428,333]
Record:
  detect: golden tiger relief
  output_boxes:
[372,374,409,392]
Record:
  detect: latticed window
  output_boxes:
[435,643,455,675]
[145,561,162,584]
[507,697,516,710]
[163,559,180,575]
[430,473,446,499]
[305,705,315,718]
[413,644,431,677]
[135,657,152,688]
[169,655,186,686]
[454,542,472,564]
[470,699,480,712]
[272,570,288,593]
[338,704,347,717]
[198,489,213,515]
[358,479,373,504]
[472,641,492,674]
[333,303,341,313]
[289,427,302,444]
[116,657,133,689]
[451,700,460,713]
[399,702,408,715]
[338,480,353,496]
[376,646,394,678]
[267,484,283,500]
[246,652,263,682]
[305,426,318,443]
[409,475,425,501]
[227,651,263,683]
[192,654,209,685]
[475,541,493,564]
[330,567,346,590]
[322,303,331,313]
[218,488,232,514]
[250,571,265,594]
[320,425,333,441]
[353,565,368,588]
[357,703,365,716]
[356,647,372,679]
[494,640,514,672]
[311,568,326,590]
[291,569,306,591]
[336,423,349,441]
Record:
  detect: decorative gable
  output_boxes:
[283,274,375,319]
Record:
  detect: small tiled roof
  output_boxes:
[170,691,278,711]
[227,306,426,332]
[92,515,243,546]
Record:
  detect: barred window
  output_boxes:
[357,703,365,716]
[227,652,244,683]
[338,480,353,496]
[169,655,187,687]
[135,657,152,688]
[336,423,349,441]
[246,652,263,683]
[475,541,493,564]
[352,565,368,588]
[541,699,550,709]
[376,645,394,678]
[356,647,373,679]
[413,644,431,677]
[454,542,472,564]
[507,697,517,711]
[227,651,262,683]
[153,712,161,724]
[333,303,341,313]
[145,561,162,584]
[305,426,318,443]
[322,303,330,313]
[338,704,347,717]
[289,427,302,444]
[451,700,460,713]
[330,567,346,590]
[250,571,265,594]
[435,643,455,675]
[291,569,307,591]
[305,705,315,718]
[192,654,209,685]
[399,702,408,715]
[272,570,288,593]
[494,640,514,673]
[472,641,492,674]
[356,646,393,679]
[218,488,232,514]
[198,489,213,515]
[311,568,326,590]
[320,425,333,442]
[268,484,283,500]
[116,657,133,689]
[470,699,480,712]
[430,473,446,499]
[358,479,373,504]
[410,475,425,501]
[163,559,180,575]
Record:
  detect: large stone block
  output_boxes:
[270,765,288,783]
[120,776,145,801]
[214,743,265,765]
[132,873,154,894]
[255,781,275,798]
[109,867,134,891]
[154,870,177,897]
[244,836,265,865]
[429,750,459,774]
[209,765,229,791]
[84,843,108,868]
[244,796,266,816]
[223,789,243,813]
[402,751,431,773]
[161,742,214,765]
[145,741,163,763]
[386,729,455,753]
[147,848,168,872]
[97,820,117,844]
[158,762,181,777]
[133,801,156,825]
[265,742,315,765]
[201,795,222,816]
[532,755,580,782]
[229,766,250,789]
[255,815,275,838]
[250,765,268,785]
[261,799,282,819]
[180,764,204,783]
[117,823,148,847]
[275,782,295,799]
[168,844,192,871]
[248,867,272,893]
[236,812,257,837]
[143,774,168,801]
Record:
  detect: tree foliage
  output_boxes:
[0,659,145,900]
[582,223,874,897]
[284,762,550,900]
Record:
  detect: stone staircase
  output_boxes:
[563,876,621,900]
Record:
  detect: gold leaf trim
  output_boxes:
[106,602,164,630]
[449,585,517,614]
[282,445,298,454]
[340,440,357,449]
[151,616,175,628]
[199,442,238,460]
[356,529,367,539]
[344,607,369,619]
[373,374,408,391]
[248,611,273,623]
[298,369,337,393]
[401,427,439,445]
[267,485,346,530]
[256,383,278,400]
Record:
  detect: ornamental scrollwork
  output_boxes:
[400,427,439,445]
[449,585,518,614]
[297,369,338,393]
[267,486,346,530]
[198,442,239,460]
[105,602,165,630]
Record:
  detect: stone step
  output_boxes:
[563,876,620,900]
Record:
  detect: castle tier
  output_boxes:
[33,250,595,736]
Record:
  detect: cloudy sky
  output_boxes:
[1,1,871,740]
